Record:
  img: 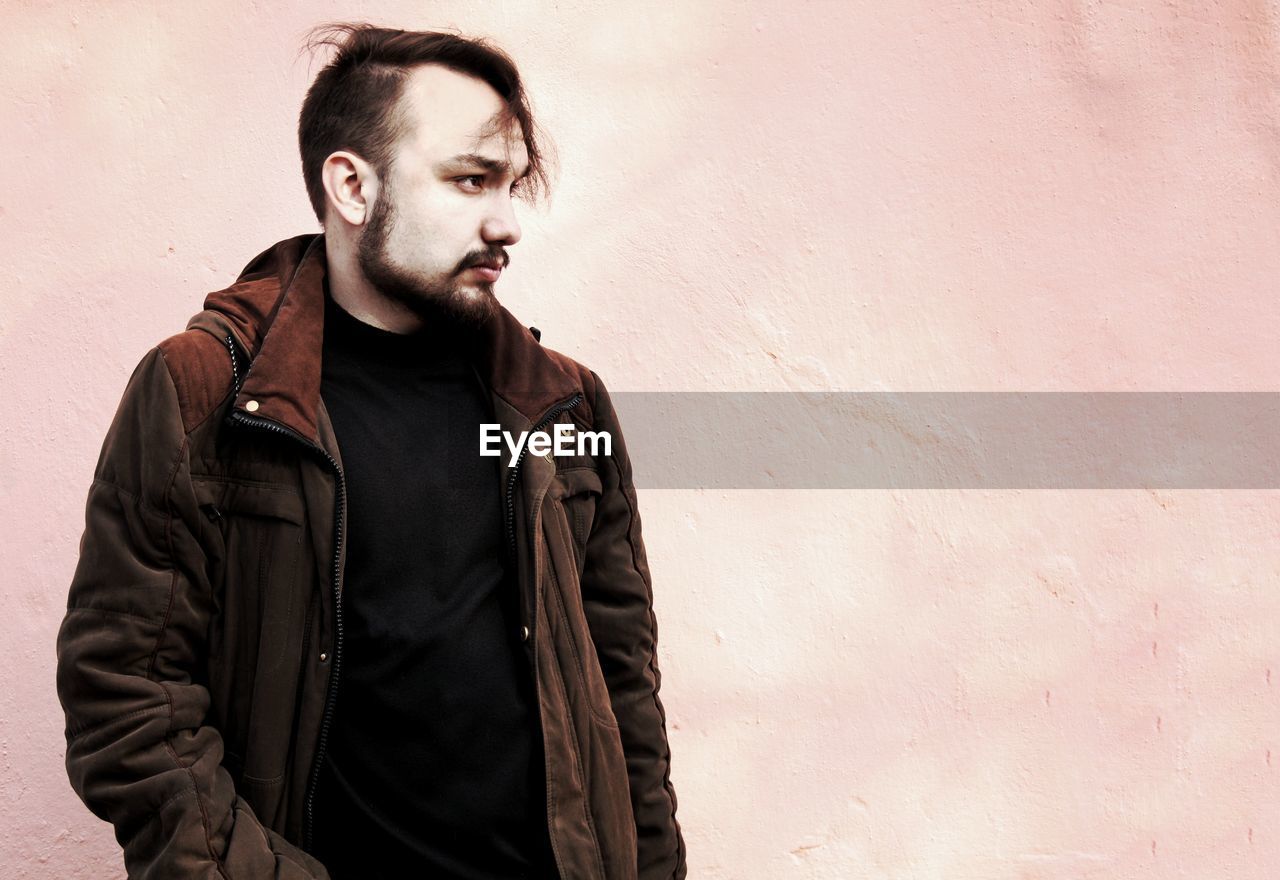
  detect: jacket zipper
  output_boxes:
[225,406,346,853]
[502,391,581,879]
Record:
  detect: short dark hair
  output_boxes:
[297,23,551,223]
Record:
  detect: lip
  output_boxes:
[467,265,502,282]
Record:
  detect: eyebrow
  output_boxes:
[438,152,531,180]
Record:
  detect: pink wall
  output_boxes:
[4,1,1279,877]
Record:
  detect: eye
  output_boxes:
[455,175,485,192]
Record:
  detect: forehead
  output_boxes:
[394,64,527,169]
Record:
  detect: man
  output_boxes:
[56,24,685,880]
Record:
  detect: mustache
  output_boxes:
[457,247,510,272]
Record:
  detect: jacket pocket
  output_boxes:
[205,479,306,526]
[548,467,602,574]
[195,479,305,662]
[193,478,309,787]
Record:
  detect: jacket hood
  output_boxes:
[187,234,584,443]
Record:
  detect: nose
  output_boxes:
[481,193,522,247]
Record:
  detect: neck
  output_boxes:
[324,231,426,335]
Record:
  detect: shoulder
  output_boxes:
[533,342,636,444]
[532,340,616,430]
[154,326,236,434]
[541,345,601,402]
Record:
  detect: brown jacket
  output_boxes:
[56,234,686,879]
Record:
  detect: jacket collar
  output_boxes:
[187,233,581,444]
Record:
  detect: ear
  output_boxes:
[321,150,379,227]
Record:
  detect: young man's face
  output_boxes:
[358,64,530,326]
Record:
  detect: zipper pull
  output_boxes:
[201,503,223,523]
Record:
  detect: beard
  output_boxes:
[357,178,503,328]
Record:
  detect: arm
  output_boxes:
[579,374,687,880]
[55,348,328,880]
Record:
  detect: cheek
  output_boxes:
[387,211,443,258]
[388,189,477,264]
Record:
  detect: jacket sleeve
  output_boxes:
[579,374,687,880]
[55,348,329,880]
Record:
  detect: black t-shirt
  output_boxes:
[312,292,556,879]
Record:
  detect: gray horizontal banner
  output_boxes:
[605,393,1280,489]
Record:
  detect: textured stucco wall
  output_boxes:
[3,1,1279,877]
